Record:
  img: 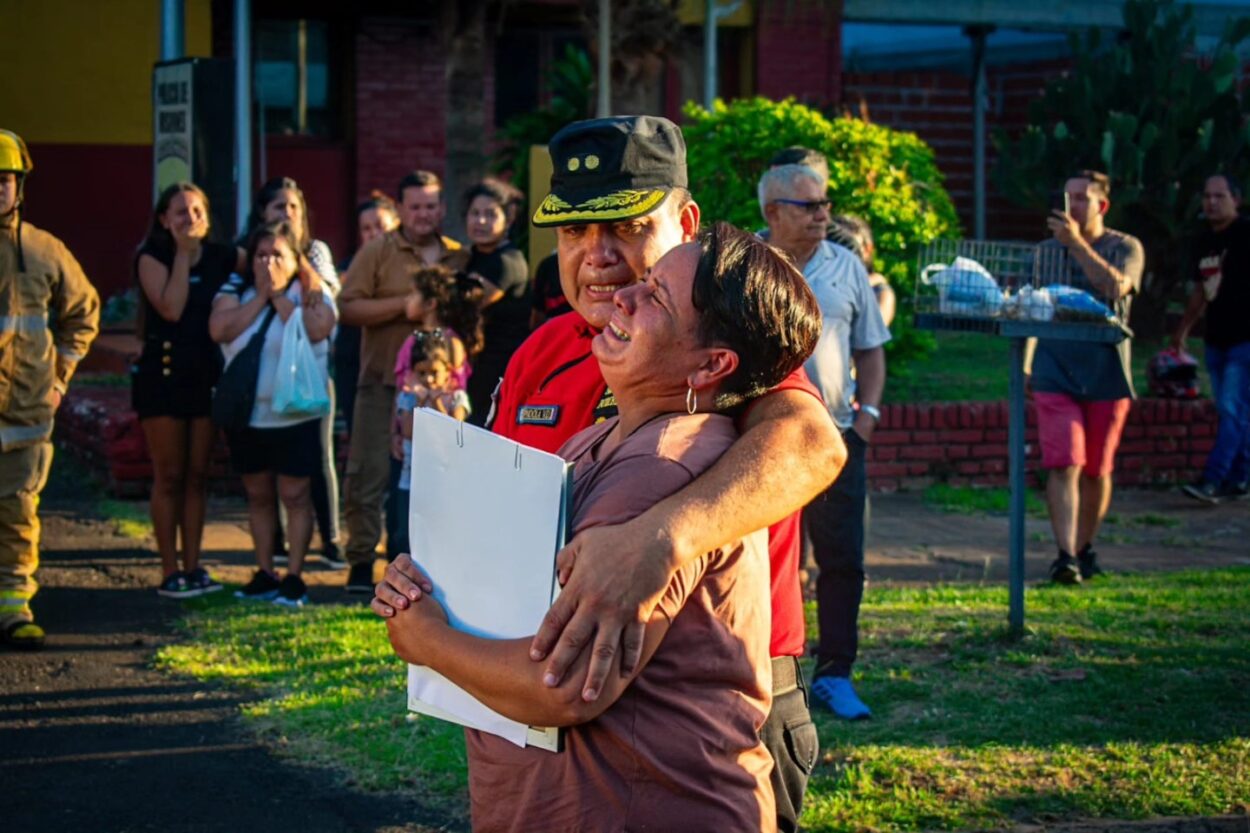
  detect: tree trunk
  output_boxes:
[442,1,491,241]
[583,0,678,116]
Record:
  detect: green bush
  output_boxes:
[682,97,962,368]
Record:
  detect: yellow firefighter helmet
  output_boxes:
[0,130,33,175]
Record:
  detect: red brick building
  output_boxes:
[13,0,858,300]
[19,0,1227,300]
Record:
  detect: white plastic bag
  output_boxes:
[921,256,1004,317]
[1003,286,1055,321]
[272,307,330,417]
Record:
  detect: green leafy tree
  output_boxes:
[683,96,962,367]
[993,0,1250,336]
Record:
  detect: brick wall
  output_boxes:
[868,398,1216,493]
[354,17,448,198]
[756,2,842,106]
[842,60,1069,240]
[59,382,1216,498]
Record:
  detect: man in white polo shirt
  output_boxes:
[760,163,891,720]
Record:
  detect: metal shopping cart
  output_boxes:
[914,239,1132,635]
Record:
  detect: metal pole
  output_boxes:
[704,0,718,109]
[160,0,185,61]
[1007,336,1027,636]
[970,26,989,239]
[234,0,252,235]
[597,0,611,117]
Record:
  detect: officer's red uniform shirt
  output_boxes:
[492,310,820,658]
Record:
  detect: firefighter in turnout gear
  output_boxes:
[0,129,99,649]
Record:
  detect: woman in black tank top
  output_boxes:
[132,182,243,599]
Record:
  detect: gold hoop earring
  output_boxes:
[686,386,698,415]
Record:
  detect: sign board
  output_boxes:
[150,58,235,240]
[153,62,194,200]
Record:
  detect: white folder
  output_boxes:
[405,408,573,751]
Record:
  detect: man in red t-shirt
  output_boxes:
[375,116,843,830]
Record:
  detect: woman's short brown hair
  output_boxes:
[691,222,821,409]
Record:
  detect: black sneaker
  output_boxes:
[234,569,281,601]
[157,571,196,599]
[1227,482,1249,500]
[345,561,375,594]
[1077,547,1104,580]
[1182,481,1224,505]
[1048,551,1081,585]
[319,542,348,570]
[185,567,224,596]
[273,573,309,608]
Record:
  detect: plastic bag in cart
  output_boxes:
[921,256,1004,317]
[1003,285,1055,321]
[273,307,331,417]
[1043,285,1116,323]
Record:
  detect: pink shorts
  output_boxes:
[1033,392,1131,478]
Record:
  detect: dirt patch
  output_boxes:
[865,490,1250,585]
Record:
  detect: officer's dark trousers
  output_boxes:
[760,656,819,832]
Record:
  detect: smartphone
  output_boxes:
[1050,190,1071,215]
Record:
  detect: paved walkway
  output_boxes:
[865,489,1249,584]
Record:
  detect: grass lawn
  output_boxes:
[922,482,1047,517]
[158,567,1250,831]
[890,334,1209,403]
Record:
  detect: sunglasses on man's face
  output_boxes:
[772,198,832,215]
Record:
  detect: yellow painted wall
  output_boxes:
[528,144,557,278]
[0,0,213,145]
[676,0,753,27]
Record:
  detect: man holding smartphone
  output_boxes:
[1027,170,1144,584]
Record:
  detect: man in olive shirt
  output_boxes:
[1027,170,1144,585]
[338,170,467,592]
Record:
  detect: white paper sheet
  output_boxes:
[405,409,571,748]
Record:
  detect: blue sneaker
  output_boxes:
[811,675,872,720]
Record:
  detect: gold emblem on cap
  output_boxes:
[567,157,580,172]
[585,155,600,170]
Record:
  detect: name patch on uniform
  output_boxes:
[517,404,561,426]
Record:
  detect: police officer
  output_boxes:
[375,117,842,831]
[0,129,100,649]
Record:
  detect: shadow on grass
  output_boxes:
[811,569,1250,753]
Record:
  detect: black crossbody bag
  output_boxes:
[211,306,277,430]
